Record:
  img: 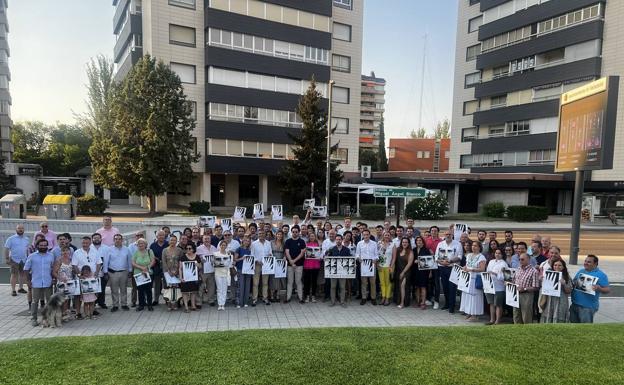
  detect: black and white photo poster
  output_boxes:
[242,255,255,275]
[57,279,81,296]
[360,258,375,277]
[449,264,462,285]
[575,273,599,295]
[324,257,356,279]
[417,255,437,270]
[134,272,152,286]
[232,207,246,222]
[203,255,214,274]
[80,277,102,294]
[542,270,562,297]
[198,216,217,228]
[213,254,230,268]
[311,206,327,218]
[271,205,283,221]
[453,223,471,241]
[262,256,275,275]
[503,267,517,282]
[182,261,198,282]
[164,272,181,286]
[221,218,232,232]
[306,247,322,259]
[274,259,287,279]
[253,203,264,220]
[457,271,473,293]
[481,272,495,295]
[303,199,315,210]
[506,282,519,308]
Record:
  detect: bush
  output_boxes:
[404,193,448,220]
[188,200,211,215]
[360,204,386,220]
[506,206,549,222]
[77,194,108,215]
[482,201,506,218]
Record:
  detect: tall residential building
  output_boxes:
[0,0,11,162]
[113,0,363,210]
[388,138,450,172]
[451,0,624,214]
[359,72,385,153]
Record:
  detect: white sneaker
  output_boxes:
[244,304,248,308]
[425,300,433,306]
[236,305,241,309]
[433,301,439,310]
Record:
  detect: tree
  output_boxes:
[0,155,13,194]
[11,121,49,164]
[434,119,451,139]
[410,127,427,138]
[90,55,199,214]
[279,80,343,207]
[377,116,388,171]
[359,149,379,172]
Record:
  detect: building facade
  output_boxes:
[451,0,624,215]
[0,0,11,162]
[388,138,450,172]
[112,0,363,210]
[360,72,385,153]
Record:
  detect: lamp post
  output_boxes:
[325,80,335,208]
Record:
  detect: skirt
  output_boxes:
[180,280,200,293]
[460,289,484,315]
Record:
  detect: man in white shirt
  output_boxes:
[251,231,273,306]
[197,235,218,306]
[337,217,353,236]
[355,229,378,306]
[223,230,240,303]
[435,231,462,312]
[393,226,405,248]
[72,236,102,319]
[91,233,110,310]
[321,229,337,301]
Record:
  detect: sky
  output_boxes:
[9,0,458,140]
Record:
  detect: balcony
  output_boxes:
[361,86,385,95]
[473,99,560,126]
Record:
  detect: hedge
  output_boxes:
[360,204,386,220]
[188,200,211,215]
[404,194,448,220]
[482,201,506,218]
[506,206,549,222]
[77,194,108,216]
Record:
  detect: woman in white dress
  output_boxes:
[213,240,232,311]
[460,241,487,321]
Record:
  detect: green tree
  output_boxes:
[434,119,451,139]
[90,55,198,214]
[11,121,49,164]
[410,127,427,138]
[0,155,13,194]
[279,80,343,206]
[377,116,388,171]
[359,149,379,172]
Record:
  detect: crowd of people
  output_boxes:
[3,215,610,327]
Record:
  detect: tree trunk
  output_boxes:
[148,194,156,216]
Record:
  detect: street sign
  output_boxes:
[374,188,427,198]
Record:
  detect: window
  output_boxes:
[538,4,601,35]
[169,24,196,47]
[333,148,349,164]
[333,86,349,104]
[424,151,430,158]
[169,0,195,9]
[460,155,473,168]
[273,144,287,159]
[228,140,242,156]
[208,103,302,128]
[332,54,351,72]
[417,151,423,158]
[507,120,530,136]
[333,22,352,41]
[490,94,507,108]
[170,62,196,83]
[492,64,509,79]
[243,141,258,157]
[466,44,481,61]
[468,15,483,33]
[469,0,480,5]
[0,75,8,89]
[488,125,505,137]
[465,72,481,87]
[481,25,532,53]
[333,0,352,9]
[529,149,555,164]
[462,127,477,142]
[389,148,396,158]
[445,151,450,159]
[188,101,197,120]
[211,139,227,155]
[333,117,349,134]
[463,100,478,115]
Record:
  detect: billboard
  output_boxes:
[555,77,619,173]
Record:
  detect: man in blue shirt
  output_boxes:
[150,231,169,305]
[327,234,352,307]
[24,239,55,326]
[4,224,30,297]
[570,254,610,323]
[104,234,133,312]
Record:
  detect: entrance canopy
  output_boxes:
[336,183,433,217]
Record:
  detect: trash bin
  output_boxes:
[40,195,77,220]
[0,194,27,219]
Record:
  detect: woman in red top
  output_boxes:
[303,232,321,303]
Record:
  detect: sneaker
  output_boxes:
[236,305,241,309]
[110,306,119,313]
[17,288,27,294]
[11,291,16,297]
[136,306,144,312]
[311,296,317,303]
[121,306,130,311]
[147,306,154,311]
[371,300,377,306]
[433,301,439,310]
[360,299,366,305]
[31,319,39,327]
[425,300,433,306]
[244,304,249,308]
[265,300,271,306]
[251,301,257,307]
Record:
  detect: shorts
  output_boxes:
[10,260,24,275]
[485,291,505,307]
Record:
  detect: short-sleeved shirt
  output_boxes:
[150,241,169,274]
[24,251,55,288]
[132,249,154,275]
[72,248,102,275]
[4,234,30,263]
[572,268,609,310]
[96,226,120,247]
[285,237,307,266]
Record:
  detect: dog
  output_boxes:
[41,291,66,328]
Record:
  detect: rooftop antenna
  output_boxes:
[417,33,427,135]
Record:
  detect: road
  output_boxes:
[505,231,622,257]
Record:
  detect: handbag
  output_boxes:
[475,273,483,290]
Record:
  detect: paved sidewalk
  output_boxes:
[0,286,622,343]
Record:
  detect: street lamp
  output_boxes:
[325,79,335,208]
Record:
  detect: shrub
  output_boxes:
[482,201,506,218]
[188,200,211,215]
[404,193,448,220]
[77,194,108,216]
[506,206,549,222]
[360,204,386,220]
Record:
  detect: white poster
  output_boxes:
[213,254,231,268]
[242,255,255,275]
[57,279,81,296]
[303,199,315,210]
[164,272,181,286]
[232,207,246,222]
[182,261,198,282]
[311,206,327,218]
[505,282,520,308]
[503,267,517,282]
[262,256,275,275]
[134,272,151,286]
[457,271,473,293]
[80,277,102,294]
[449,263,462,285]
[305,247,322,259]
[481,272,495,295]
[542,270,562,297]
[360,258,376,277]
[575,273,599,296]
[202,255,214,274]
[274,258,287,278]
[271,205,283,221]
[253,203,264,220]
[198,216,217,228]
[324,257,356,279]
[221,218,232,232]
[417,255,437,270]
[453,223,471,241]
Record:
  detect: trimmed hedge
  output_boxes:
[506,206,549,222]
[188,200,211,215]
[404,194,448,220]
[77,194,108,215]
[360,204,386,220]
[482,201,506,218]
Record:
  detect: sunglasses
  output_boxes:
[41,225,48,228]
[186,247,194,250]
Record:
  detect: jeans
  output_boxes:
[303,268,319,297]
[428,269,441,303]
[97,274,108,306]
[439,266,452,308]
[137,279,153,307]
[152,274,162,304]
[238,272,252,306]
[31,287,52,321]
[570,303,596,323]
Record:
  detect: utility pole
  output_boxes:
[417,34,427,135]
[325,80,335,208]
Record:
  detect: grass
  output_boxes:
[1,325,623,385]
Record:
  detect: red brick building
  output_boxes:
[388,138,451,172]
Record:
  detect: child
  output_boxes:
[81,266,97,320]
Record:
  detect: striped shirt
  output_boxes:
[513,264,538,290]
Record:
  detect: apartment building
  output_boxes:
[388,138,450,172]
[112,0,363,210]
[360,71,385,153]
[451,0,624,214]
[0,0,11,162]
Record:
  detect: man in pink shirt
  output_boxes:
[35,222,57,251]
[96,216,120,247]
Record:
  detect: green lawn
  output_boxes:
[1,325,622,385]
